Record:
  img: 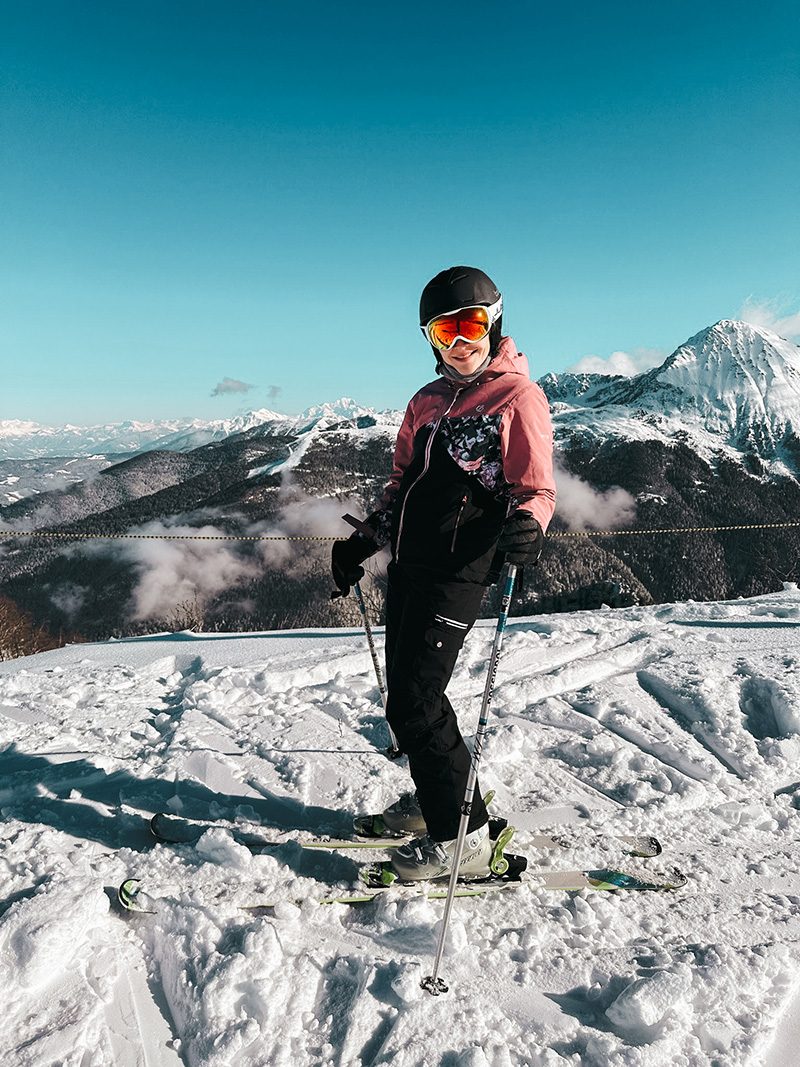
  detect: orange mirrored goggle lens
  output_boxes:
[425,306,491,350]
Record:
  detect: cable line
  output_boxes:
[1,520,799,543]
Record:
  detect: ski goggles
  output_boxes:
[421,296,503,351]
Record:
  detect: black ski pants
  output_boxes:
[384,562,489,841]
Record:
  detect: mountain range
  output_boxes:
[1,319,799,645]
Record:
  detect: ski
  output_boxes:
[150,811,662,860]
[117,863,686,915]
[353,813,662,860]
[528,831,661,859]
[359,857,686,893]
[148,811,404,851]
[149,811,507,852]
[117,875,525,912]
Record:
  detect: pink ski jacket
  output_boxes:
[368,336,556,584]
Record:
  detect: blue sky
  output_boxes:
[2,1,799,424]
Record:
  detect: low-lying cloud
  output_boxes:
[93,490,372,623]
[48,582,87,620]
[567,347,666,377]
[118,521,261,621]
[554,458,637,531]
[45,451,638,626]
[246,483,375,572]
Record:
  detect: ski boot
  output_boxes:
[353,791,427,839]
[354,789,501,841]
[360,823,525,888]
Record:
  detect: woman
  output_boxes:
[332,266,556,881]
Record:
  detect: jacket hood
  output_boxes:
[484,336,530,380]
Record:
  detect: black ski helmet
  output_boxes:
[419,265,503,357]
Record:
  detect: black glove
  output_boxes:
[496,510,544,565]
[331,536,378,598]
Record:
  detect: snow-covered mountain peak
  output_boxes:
[144,409,291,452]
[0,420,45,437]
[664,319,799,376]
[301,397,374,421]
[599,320,800,454]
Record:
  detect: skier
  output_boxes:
[331,266,556,880]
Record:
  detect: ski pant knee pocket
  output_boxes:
[424,619,468,655]
[413,621,467,689]
[388,625,466,703]
[385,622,469,752]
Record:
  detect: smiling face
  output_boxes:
[438,332,492,376]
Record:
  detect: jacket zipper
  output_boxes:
[450,494,468,553]
[396,389,461,563]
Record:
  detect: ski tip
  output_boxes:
[586,867,687,891]
[118,878,143,911]
[665,866,687,889]
[620,833,663,858]
[117,877,159,913]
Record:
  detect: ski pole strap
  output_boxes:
[342,513,377,539]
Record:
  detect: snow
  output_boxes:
[0,454,114,506]
[605,968,692,1029]
[1,589,800,1064]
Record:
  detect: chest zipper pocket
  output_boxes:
[450,494,468,553]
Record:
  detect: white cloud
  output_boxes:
[245,483,373,572]
[48,583,87,619]
[554,459,637,531]
[566,347,665,377]
[211,377,255,396]
[118,522,260,621]
[738,297,800,341]
[56,470,374,624]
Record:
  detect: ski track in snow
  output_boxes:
[1,590,799,1065]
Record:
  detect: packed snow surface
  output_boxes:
[1,589,799,1065]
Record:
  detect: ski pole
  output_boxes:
[421,562,517,996]
[352,579,401,760]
